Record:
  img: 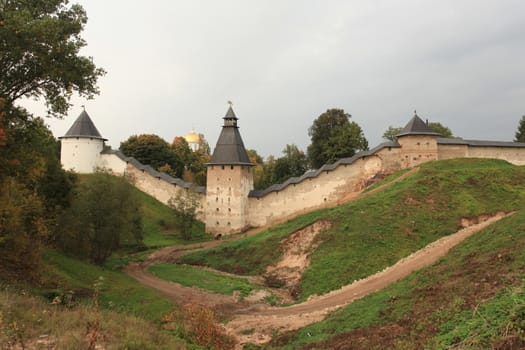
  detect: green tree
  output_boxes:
[185,148,210,186]
[307,109,368,169]
[0,102,76,278]
[59,173,143,265]
[428,122,454,138]
[0,0,102,279]
[514,115,525,142]
[382,126,403,142]
[168,190,201,240]
[272,144,308,184]
[0,0,105,116]
[247,149,279,190]
[120,134,185,177]
[0,178,47,281]
[382,121,457,142]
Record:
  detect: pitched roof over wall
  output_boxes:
[397,113,440,137]
[102,149,206,193]
[438,138,525,148]
[60,110,106,140]
[248,141,400,198]
[208,106,252,166]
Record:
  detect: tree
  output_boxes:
[59,172,143,265]
[307,109,368,169]
[428,122,454,138]
[185,148,210,186]
[0,0,105,117]
[272,144,308,184]
[0,0,103,279]
[0,102,76,279]
[515,116,525,142]
[382,126,403,142]
[382,121,457,142]
[120,134,185,177]
[168,190,201,240]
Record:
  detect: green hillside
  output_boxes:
[180,158,525,302]
[267,206,525,349]
[1,181,209,349]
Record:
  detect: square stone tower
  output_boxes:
[206,106,253,235]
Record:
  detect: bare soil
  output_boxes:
[263,220,330,298]
[125,169,512,348]
[126,212,511,348]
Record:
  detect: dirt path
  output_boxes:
[124,169,512,346]
[225,211,512,346]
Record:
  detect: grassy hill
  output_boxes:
[267,207,525,349]
[4,159,525,349]
[1,180,211,349]
[181,158,525,301]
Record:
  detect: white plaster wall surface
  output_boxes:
[126,164,205,220]
[466,146,525,165]
[61,138,104,173]
[99,153,127,175]
[247,156,382,227]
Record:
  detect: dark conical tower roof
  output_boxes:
[60,109,106,140]
[208,106,252,166]
[396,112,440,137]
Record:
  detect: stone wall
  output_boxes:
[88,137,525,235]
[126,163,206,220]
[397,135,438,168]
[247,155,383,227]
[206,165,254,234]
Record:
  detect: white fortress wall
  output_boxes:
[99,152,128,175]
[437,139,525,165]
[466,146,525,166]
[247,154,383,227]
[125,163,206,220]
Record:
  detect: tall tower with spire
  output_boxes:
[206,105,253,235]
[59,109,107,173]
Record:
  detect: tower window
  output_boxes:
[216,197,218,202]
[231,165,234,170]
[216,208,219,211]
[228,208,231,212]
[222,165,225,170]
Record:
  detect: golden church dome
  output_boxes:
[184,130,200,144]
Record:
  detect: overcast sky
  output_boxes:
[24,0,525,157]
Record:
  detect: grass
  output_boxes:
[265,206,525,349]
[134,185,210,248]
[180,159,525,301]
[180,209,329,275]
[41,250,175,322]
[148,263,257,297]
[0,286,186,349]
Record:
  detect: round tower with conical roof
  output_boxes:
[396,111,440,168]
[59,109,107,173]
[206,105,253,235]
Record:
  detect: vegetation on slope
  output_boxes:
[0,286,185,349]
[266,206,525,349]
[115,179,208,249]
[41,250,174,321]
[180,159,525,302]
[149,264,256,297]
